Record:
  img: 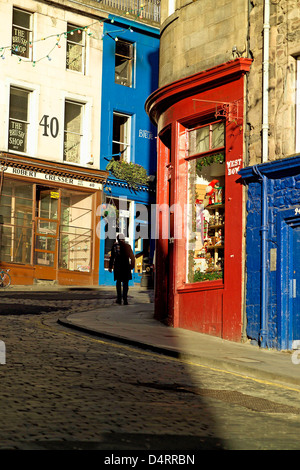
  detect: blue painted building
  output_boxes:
[99,15,159,286]
[240,156,300,350]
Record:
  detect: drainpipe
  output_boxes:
[262,0,270,163]
[253,165,268,348]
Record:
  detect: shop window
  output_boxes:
[64,100,83,164]
[186,121,225,283]
[66,23,85,73]
[0,179,33,264]
[12,7,32,60]
[115,40,134,87]
[8,87,30,153]
[112,112,131,162]
[59,189,93,272]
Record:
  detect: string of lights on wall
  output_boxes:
[0,8,144,66]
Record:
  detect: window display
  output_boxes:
[186,121,225,283]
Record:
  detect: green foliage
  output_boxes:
[193,270,223,282]
[196,152,225,172]
[106,159,149,190]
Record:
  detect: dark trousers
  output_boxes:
[116,280,129,302]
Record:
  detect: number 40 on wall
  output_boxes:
[39,115,59,138]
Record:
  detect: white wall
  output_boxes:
[0,0,104,169]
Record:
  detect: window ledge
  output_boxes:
[178,279,223,293]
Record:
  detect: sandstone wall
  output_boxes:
[159,0,248,87]
[248,0,300,165]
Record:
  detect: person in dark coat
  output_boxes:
[109,233,135,305]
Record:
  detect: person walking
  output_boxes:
[109,233,135,305]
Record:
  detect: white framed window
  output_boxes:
[115,40,134,87]
[12,7,32,60]
[296,58,300,153]
[112,112,131,162]
[66,23,85,73]
[8,86,30,153]
[64,100,84,164]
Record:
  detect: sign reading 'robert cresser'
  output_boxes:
[5,166,102,190]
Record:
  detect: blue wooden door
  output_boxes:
[292,225,300,342]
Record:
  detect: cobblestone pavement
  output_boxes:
[1,287,300,451]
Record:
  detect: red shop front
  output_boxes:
[146,58,252,342]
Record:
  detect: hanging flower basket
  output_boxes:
[106,159,149,189]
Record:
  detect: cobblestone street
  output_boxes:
[1,287,300,451]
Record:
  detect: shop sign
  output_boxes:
[12,26,30,57]
[5,166,102,190]
[226,158,242,175]
[8,120,26,152]
[138,129,154,140]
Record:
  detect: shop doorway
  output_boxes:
[34,186,60,280]
[291,224,300,342]
[277,208,300,349]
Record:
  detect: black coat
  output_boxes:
[109,240,135,281]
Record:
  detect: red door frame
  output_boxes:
[147,58,252,342]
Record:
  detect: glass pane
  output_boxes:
[187,156,225,283]
[115,40,133,87]
[12,9,31,58]
[8,120,28,152]
[0,180,33,264]
[116,40,132,58]
[37,220,57,235]
[66,43,83,72]
[9,88,29,121]
[12,27,30,57]
[39,192,58,220]
[35,235,56,252]
[68,27,83,45]
[59,190,92,271]
[188,126,209,155]
[212,122,225,149]
[13,9,31,29]
[65,102,82,133]
[59,227,91,271]
[64,132,81,163]
[35,251,54,266]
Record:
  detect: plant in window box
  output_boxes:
[193,270,223,282]
[106,159,149,190]
[196,152,225,172]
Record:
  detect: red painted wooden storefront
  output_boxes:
[146,58,252,342]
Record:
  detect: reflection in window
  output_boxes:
[188,121,225,157]
[64,100,83,163]
[59,189,93,272]
[0,179,33,264]
[187,121,225,283]
[187,158,225,283]
[66,23,85,73]
[12,7,32,59]
[112,112,131,162]
[115,40,134,87]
